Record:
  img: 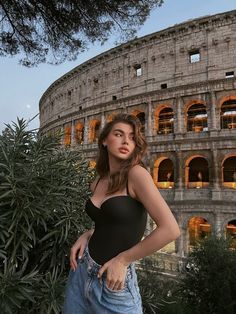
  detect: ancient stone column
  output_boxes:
[84,116,88,144]
[71,120,76,146]
[176,96,184,134]
[210,91,217,130]
[147,101,153,137]
[211,149,221,200]
[175,150,184,200]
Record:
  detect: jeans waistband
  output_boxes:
[83,245,134,280]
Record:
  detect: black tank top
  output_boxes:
[85,179,147,265]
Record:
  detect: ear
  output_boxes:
[103,141,107,147]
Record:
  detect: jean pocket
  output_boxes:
[103,280,128,294]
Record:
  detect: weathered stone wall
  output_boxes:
[39,10,236,128]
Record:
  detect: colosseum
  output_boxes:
[39,10,236,272]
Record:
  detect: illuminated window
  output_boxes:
[187,103,208,132]
[89,120,101,143]
[221,100,236,129]
[187,157,209,189]
[157,107,174,134]
[223,156,236,189]
[156,158,174,189]
[188,217,211,247]
[75,122,84,144]
[64,123,71,146]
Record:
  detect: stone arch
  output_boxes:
[89,160,96,169]
[75,121,84,144]
[89,119,101,143]
[188,216,211,249]
[106,114,115,122]
[219,95,236,129]
[185,100,208,132]
[154,104,174,134]
[153,157,174,189]
[182,213,214,232]
[131,109,145,133]
[63,122,72,146]
[221,154,236,189]
[185,155,210,188]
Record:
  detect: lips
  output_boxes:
[119,147,129,154]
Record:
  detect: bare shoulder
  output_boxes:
[128,165,154,200]
[129,164,152,181]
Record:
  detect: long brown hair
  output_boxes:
[96,114,147,195]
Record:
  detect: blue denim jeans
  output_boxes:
[63,246,143,314]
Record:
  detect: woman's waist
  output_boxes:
[88,231,142,265]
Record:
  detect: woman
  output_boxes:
[63,114,180,314]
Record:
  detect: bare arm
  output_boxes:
[117,165,180,265]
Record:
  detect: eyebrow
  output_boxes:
[113,128,134,135]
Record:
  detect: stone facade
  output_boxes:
[39,10,236,260]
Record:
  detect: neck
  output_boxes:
[108,155,122,174]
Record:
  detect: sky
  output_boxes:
[0,0,235,133]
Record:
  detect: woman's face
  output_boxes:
[103,122,136,161]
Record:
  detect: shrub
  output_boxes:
[137,257,182,314]
[0,119,93,313]
[178,236,236,314]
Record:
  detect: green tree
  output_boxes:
[0,119,93,313]
[178,236,236,314]
[0,0,163,66]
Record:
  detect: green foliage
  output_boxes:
[137,257,182,314]
[0,1,164,66]
[0,118,93,313]
[178,236,236,314]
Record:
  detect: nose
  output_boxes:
[122,136,129,145]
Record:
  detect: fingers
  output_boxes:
[106,279,124,291]
[97,263,107,279]
[78,245,85,259]
[70,244,85,271]
[70,245,78,271]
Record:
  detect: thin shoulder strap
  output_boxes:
[93,177,100,193]
[126,178,130,196]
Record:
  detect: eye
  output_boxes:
[114,132,122,137]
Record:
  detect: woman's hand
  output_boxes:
[97,255,129,291]
[70,229,94,271]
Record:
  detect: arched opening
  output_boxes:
[89,160,96,169]
[221,99,236,129]
[188,217,211,248]
[106,114,115,122]
[64,123,71,146]
[89,119,101,143]
[132,110,145,133]
[187,103,208,133]
[157,107,174,134]
[226,220,236,249]
[75,122,84,144]
[156,158,174,189]
[187,157,209,188]
[222,156,236,189]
